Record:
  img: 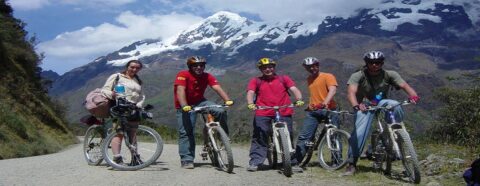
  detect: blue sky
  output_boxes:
[8,0,475,75]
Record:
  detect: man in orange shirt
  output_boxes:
[291,57,338,172]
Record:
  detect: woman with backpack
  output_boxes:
[101,59,145,164]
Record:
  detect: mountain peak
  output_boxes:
[207,11,247,23]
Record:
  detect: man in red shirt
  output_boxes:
[174,56,233,169]
[245,57,304,172]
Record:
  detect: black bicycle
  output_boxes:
[101,97,164,171]
[299,109,351,170]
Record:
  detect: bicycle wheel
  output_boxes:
[83,125,106,165]
[395,129,421,184]
[209,126,234,173]
[267,136,278,169]
[279,130,292,177]
[102,125,163,171]
[300,127,321,167]
[317,128,350,170]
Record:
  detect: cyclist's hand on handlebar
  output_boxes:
[409,96,420,104]
[225,100,234,106]
[247,103,256,110]
[308,103,325,110]
[294,100,305,107]
[182,105,192,112]
[353,103,368,112]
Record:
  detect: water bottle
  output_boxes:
[371,92,383,105]
[114,84,126,96]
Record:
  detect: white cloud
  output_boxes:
[38,11,202,74]
[9,0,136,10]
[9,0,50,10]
[184,0,384,23]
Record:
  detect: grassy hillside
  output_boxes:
[0,0,76,159]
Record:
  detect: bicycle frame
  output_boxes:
[372,101,411,160]
[257,105,295,155]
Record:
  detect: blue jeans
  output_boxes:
[291,109,339,165]
[248,116,293,166]
[347,99,404,165]
[176,100,228,162]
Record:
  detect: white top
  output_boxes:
[101,73,145,107]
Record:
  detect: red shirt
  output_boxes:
[247,75,295,116]
[174,70,219,108]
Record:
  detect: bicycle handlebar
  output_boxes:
[314,109,354,115]
[255,104,295,110]
[191,104,229,112]
[366,100,411,111]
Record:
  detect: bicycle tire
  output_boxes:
[83,125,106,166]
[210,126,234,173]
[382,130,393,175]
[299,128,321,167]
[395,129,421,184]
[102,125,163,171]
[267,136,278,169]
[317,128,350,170]
[279,130,292,177]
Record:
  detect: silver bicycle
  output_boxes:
[256,104,296,177]
[192,104,234,173]
[368,100,421,184]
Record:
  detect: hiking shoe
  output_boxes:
[181,161,194,169]
[247,165,258,172]
[342,164,356,176]
[292,165,303,173]
[113,156,124,164]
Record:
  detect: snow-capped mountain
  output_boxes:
[50,0,479,95]
[101,0,478,68]
[106,11,318,67]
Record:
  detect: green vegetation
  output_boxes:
[0,0,76,159]
[429,73,480,151]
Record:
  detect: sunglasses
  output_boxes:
[368,61,384,65]
[190,63,205,68]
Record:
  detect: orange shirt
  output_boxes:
[307,72,338,109]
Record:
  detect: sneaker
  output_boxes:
[341,164,356,176]
[113,156,123,164]
[292,165,303,173]
[247,164,258,172]
[181,161,194,169]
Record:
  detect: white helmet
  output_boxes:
[302,57,319,66]
[363,51,385,62]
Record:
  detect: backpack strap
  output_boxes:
[111,74,120,91]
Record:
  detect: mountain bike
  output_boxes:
[367,100,421,184]
[101,97,164,171]
[256,104,296,177]
[299,109,352,170]
[192,104,234,173]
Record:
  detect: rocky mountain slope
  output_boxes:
[49,0,479,137]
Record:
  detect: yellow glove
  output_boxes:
[225,100,234,106]
[295,100,305,107]
[247,103,256,110]
[182,105,192,112]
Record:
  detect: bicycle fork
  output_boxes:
[272,122,294,154]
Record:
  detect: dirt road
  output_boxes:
[0,139,357,186]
